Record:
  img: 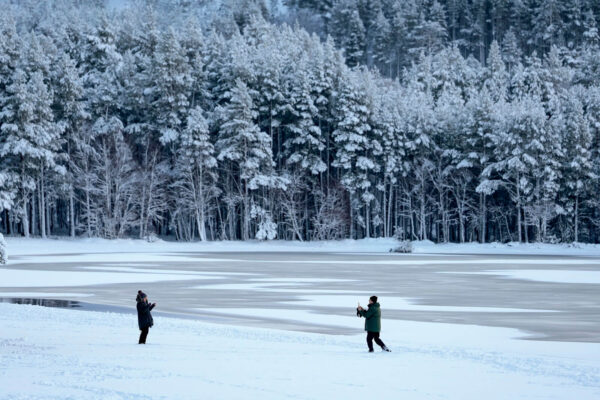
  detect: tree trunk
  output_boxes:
[480,192,486,243]
[69,187,75,237]
[574,196,579,243]
[196,166,207,242]
[139,183,146,239]
[85,181,92,237]
[365,202,370,238]
[243,183,249,241]
[382,183,387,237]
[419,196,426,241]
[389,183,395,237]
[349,194,355,240]
[22,188,30,238]
[46,190,51,237]
[517,196,522,243]
[32,189,38,236]
[40,167,47,239]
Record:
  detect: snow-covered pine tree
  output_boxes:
[577,10,600,86]
[399,64,437,241]
[465,87,496,243]
[0,232,7,264]
[533,0,564,54]
[51,52,87,237]
[0,70,61,238]
[0,14,21,218]
[174,107,218,241]
[411,0,448,57]
[332,69,381,238]
[484,94,553,242]
[372,9,393,76]
[377,85,406,238]
[216,79,282,240]
[502,29,522,73]
[152,28,192,147]
[180,18,209,110]
[432,80,465,242]
[283,57,325,177]
[485,40,508,102]
[560,94,595,242]
[330,0,366,68]
[91,116,138,239]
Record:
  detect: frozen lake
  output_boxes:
[2,250,600,342]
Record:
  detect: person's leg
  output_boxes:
[366,332,375,352]
[139,327,149,344]
[373,332,390,351]
[373,332,385,348]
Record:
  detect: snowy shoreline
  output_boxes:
[1,302,599,400]
[5,236,600,258]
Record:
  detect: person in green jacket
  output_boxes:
[357,296,391,353]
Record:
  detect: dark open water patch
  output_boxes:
[0,297,212,322]
[0,297,135,314]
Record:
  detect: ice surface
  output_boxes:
[282,295,557,313]
[451,269,600,284]
[0,292,94,297]
[0,268,222,287]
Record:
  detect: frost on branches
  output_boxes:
[0,233,7,264]
[0,1,600,244]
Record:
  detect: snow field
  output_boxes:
[1,303,599,400]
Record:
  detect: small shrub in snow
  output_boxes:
[256,219,277,240]
[252,204,277,240]
[390,240,412,253]
[145,233,160,243]
[545,235,561,244]
[0,233,7,264]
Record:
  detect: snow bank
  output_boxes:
[5,236,600,257]
[412,240,600,256]
[1,303,598,400]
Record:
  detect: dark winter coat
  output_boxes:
[359,302,381,332]
[137,301,155,330]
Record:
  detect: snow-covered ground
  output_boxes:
[1,302,599,400]
[6,236,600,257]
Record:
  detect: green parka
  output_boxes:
[359,302,381,332]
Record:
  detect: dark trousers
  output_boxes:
[139,327,149,344]
[366,331,386,351]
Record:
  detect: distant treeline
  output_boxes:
[0,0,599,243]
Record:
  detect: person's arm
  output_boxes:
[149,303,156,311]
[359,308,373,318]
[361,307,375,319]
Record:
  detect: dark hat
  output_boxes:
[136,290,147,302]
[370,295,378,303]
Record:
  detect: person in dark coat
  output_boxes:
[357,295,391,353]
[136,290,156,344]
